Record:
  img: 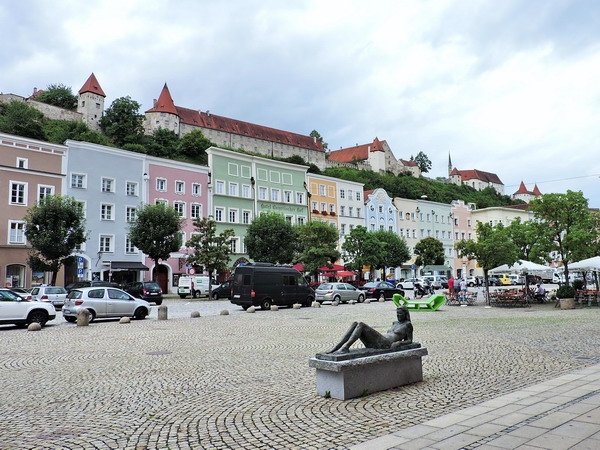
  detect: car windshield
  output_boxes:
[144,282,161,289]
[0,289,22,301]
[317,284,333,290]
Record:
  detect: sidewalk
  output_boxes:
[351,363,600,450]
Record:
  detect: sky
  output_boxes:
[2,0,600,206]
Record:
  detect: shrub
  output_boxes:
[556,284,576,299]
[572,279,585,290]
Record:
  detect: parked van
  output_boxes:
[230,263,314,310]
[177,275,218,299]
[422,275,448,289]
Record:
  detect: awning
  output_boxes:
[337,270,355,277]
[318,264,345,272]
[110,261,150,271]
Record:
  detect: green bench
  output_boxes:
[393,293,445,311]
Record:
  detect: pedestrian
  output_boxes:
[459,278,467,292]
[448,276,455,294]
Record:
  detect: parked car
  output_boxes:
[423,275,448,289]
[508,274,525,285]
[496,274,512,286]
[29,286,68,309]
[315,282,365,304]
[211,280,232,300]
[9,288,32,301]
[65,281,120,293]
[177,275,219,299]
[62,287,151,323]
[466,276,484,287]
[358,281,405,301]
[487,277,502,286]
[0,288,56,327]
[395,278,424,290]
[123,281,163,305]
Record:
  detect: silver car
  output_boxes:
[30,286,68,309]
[315,282,365,304]
[63,287,151,323]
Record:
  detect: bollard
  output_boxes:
[77,308,90,326]
[157,305,168,320]
[27,322,42,331]
[190,311,201,318]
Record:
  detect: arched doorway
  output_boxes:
[155,264,169,295]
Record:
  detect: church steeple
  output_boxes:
[448,152,453,177]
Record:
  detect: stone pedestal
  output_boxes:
[309,347,428,400]
[157,305,168,320]
[560,298,575,309]
[77,308,90,326]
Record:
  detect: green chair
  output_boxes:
[393,293,445,311]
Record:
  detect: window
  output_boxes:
[71,173,86,189]
[155,199,167,206]
[340,206,345,216]
[296,192,305,204]
[156,178,166,191]
[271,189,280,202]
[340,224,346,235]
[258,187,267,200]
[340,189,345,199]
[329,204,335,213]
[242,184,251,198]
[125,238,137,254]
[174,201,185,217]
[10,182,27,205]
[126,207,137,222]
[38,185,54,202]
[467,219,472,227]
[284,190,292,203]
[356,207,361,218]
[9,221,26,244]
[229,209,238,223]
[230,238,238,254]
[319,184,326,196]
[99,235,113,253]
[101,204,114,220]
[126,182,138,196]
[242,210,251,224]
[378,206,383,213]
[215,180,225,194]
[17,158,28,169]
[175,181,185,194]
[320,202,326,211]
[312,201,318,210]
[192,183,201,196]
[215,208,224,222]
[349,206,354,217]
[191,203,202,219]
[297,216,305,225]
[101,177,115,193]
[228,183,238,197]
[356,192,361,201]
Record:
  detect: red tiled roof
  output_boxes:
[145,84,324,152]
[399,158,417,167]
[504,204,533,211]
[328,138,385,163]
[452,169,503,185]
[79,73,106,97]
[29,89,45,99]
[514,181,529,194]
[146,83,178,115]
[363,189,374,201]
[532,184,542,195]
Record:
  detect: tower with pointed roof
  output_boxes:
[143,83,180,135]
[77,73,106,131]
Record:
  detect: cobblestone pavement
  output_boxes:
[1,299,599,449]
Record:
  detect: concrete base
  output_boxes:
[309,347,428,400]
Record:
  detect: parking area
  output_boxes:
[1,298,598,449]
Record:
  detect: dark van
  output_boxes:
[231,263,314,310]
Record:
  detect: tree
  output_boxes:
[23,195,87,286]
[310,130,328,150]
[0,100,46,140]
[145,128,180,158]
[505,217,553,263]
[413,151,432,174]
[245,213,296,264]
[341,226,384,278]
[529,191,593,286]
[373,230,411,277]
[455,222,519,302]
[99,96,145,147]
[296,221,340,278]
[414,237,445,268]
[128,203,183,279]
[35,84,78,110]
[186,217,234,295]
[179,129,213,163]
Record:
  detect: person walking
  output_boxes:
[448,276,455,294]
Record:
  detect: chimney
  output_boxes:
[153,99,157,107]
[313,136,316,143]
[33,87,37,95]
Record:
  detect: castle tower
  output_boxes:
[77,73,106,131]
[144,83,180,136]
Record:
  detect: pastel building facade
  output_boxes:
[336,178,365,264]
[0,133,67,287]
[307,174,339,226]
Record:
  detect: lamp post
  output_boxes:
[303,181,312,222]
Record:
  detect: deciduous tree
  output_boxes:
[341,226,384,278]
[36,83,78,110]
[100,96,145,147]
[0,101,46,140]
[245,212,296,264]
[23,195,88,286]
[128,203,183,279]
[372,230,411,277]
[296,221,340,278]
[413,151,432,174]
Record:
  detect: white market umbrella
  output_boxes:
[489,260,552,275]
[568,256,600,272]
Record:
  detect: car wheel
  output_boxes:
[64,316,76,323]
[87,310,96,322]
[357,294,365,303]
[179,295,187,299]
[212,292,219,300]
[333,295,341,303]
[305,297,314,307]
[397,284,404,289]
[27,310,48,327]
[468,282,474,287]
[134,308,148,320]
[192,290,198,299]
[260,298,272,310]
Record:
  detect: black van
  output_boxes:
[231,263,314,310]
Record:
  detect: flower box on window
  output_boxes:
[329,211,336,216]
[321,211,328,215]
[312,209,320,214]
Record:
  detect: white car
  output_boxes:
[63,287,151,323]
[395,278,424,290]
[30,286,68,309]
[0,288,56,327]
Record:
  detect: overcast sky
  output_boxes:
[3,0,600,206]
